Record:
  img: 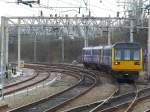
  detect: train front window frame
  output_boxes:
[115,49,121,60]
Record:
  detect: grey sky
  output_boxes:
[0,0,123,17]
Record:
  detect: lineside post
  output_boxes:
[108,28,111,45]
[130,19,134,42]
[148,13,150,79]
[1,16,6,100]
[18,19,21,70]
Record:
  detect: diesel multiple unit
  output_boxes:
[82,42,143,80]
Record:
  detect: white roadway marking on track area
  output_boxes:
[0,76,59,100]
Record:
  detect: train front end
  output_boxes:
[111,43,143,80]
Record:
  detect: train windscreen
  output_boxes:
[114,48,140,61]
[115,49,121,60]
[133,49,140,60]
[124,49,130,60]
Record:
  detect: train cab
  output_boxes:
[111,43,143,79]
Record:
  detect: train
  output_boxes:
[82,42,143,80]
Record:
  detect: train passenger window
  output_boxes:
[93,50,98,55]
[124,49,130,60]
[133,49,140,60]
[87,50,90,55]
[115,50,121,60]
[85,50,89,55]
[87,50,92,55]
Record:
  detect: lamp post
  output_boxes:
[59,37,64,62]
[148,11,150,79]
[34,32,37,63]
[18,19,21,70]
[1,17,5,100]
[146,5,150,79]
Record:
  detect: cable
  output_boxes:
[55,0,80,7]
[90,4,117,12]
[104,0,118,6]
[101,0,119,11]
[0,0,12,3]
[82,0,87,6]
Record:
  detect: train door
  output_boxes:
[101,49,103,64]
[98,49,101,65]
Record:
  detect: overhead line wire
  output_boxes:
[90,4,117,12]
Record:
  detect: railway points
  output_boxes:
[0,65,80,112]
[7,64,96,111]
[23,64,150,112]
[1,0,150,111]
[0,64,148,112]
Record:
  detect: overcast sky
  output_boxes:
[0,0,123,17]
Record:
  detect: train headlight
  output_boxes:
[134,62,140,65]
[114,62,120,65]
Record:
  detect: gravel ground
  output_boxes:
[0,72,77,112]
[56,74,117,112]
[4,68,34,86]
[128,81,150,112]
[108,107,128,112]
[132,98,150,112]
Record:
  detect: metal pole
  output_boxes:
[5,18,9,67]
[100,29,103,37]
[18,19,21,70]
[1,17,5,100]
[148,13,150,79]
[1,17,5,74]
[130,19,134,42]
[34,33,37,63]
[84,25,88,47]
[62,37,64,62]
[108,28,111,45]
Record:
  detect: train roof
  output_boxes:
[113,42,140,48]
[83,46,103,50]
[93,46,103,49]
[82,42,140,50]
[83,47,94,50]
[103,45,112,49]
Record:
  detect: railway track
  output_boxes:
[63,81,137,112]
[8,64,98,112]
[25,63,100,82]
[3,72,37,89]
[0,71,49,97]
[27,63,150,112]
[69,82,150,112]
[144,109,150,112]
[1,65,72,97]
[25,63,150,112]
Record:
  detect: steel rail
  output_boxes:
[144,109,150,112]
[45,71,97,112]
[0,71,49,97]
[25,63,99,81]
[64,82,138,112]
[91,85,150,112]
[8,65,97,112]
[8,71,83,112]
[64,87,118,112]
[4,71,37,89]
[123,82,138,112]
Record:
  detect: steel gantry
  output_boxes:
[0,15,147,76]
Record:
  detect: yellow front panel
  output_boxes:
[112,48,143,72]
